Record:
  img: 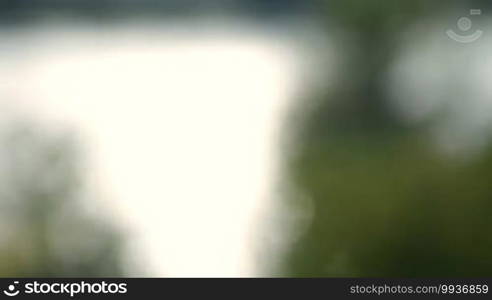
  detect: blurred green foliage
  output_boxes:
[281,0,492,276]
[0,125,125,277]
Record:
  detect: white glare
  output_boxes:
[0,22,301,276]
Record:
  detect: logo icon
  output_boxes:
[3,282,20,297]
[447,9,483,43]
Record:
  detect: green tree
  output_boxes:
[0,125,125,276]
[281,0,492,276]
